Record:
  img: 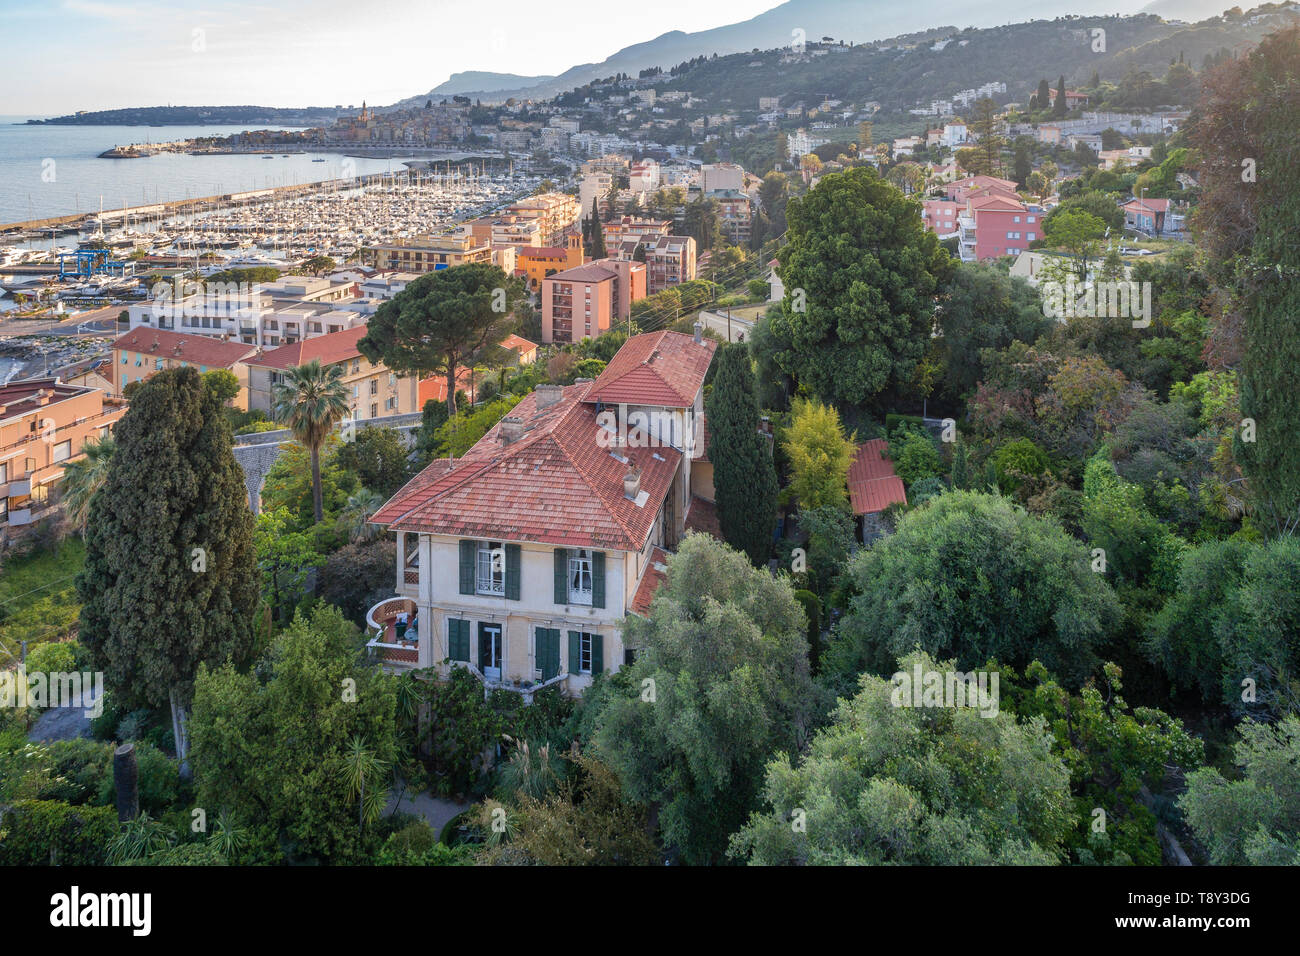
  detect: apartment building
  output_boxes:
[708,190,753,245]
[958,193,1041,262]
[110,328,258,408]
[243,326,420,422]
[126,274,365,347]
[502,192,582,246]
[516,236,585,288]
[920,198,961,239]
[699,162,744,193]
[366,328,717,693]
[373,234,493,274]
[0,378,125,531]
[540,260,646,344]
[602,216,671,247]
[643,235,697,294]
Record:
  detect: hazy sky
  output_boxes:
[0,0,782,115]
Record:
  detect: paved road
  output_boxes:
[0,305,122,338]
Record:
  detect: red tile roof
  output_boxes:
[630,547,670,616]
[1122,197,1171,213]
[244,325,369,370]
[371,381,681,551]
[585,330,716,408]
[547,263,617,283]
[418,367,476,405]
[110,328,257,369]
[848,439,908,515]
[683,496,721,539]
[500,334,537,355]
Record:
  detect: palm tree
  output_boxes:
[338,488,384,543]
[59,434,115,532]
[272,359,349,523]
[343,734,389,833]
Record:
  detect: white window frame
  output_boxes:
[477,540,506,596]
[580,632,593,674]
[52,439,72,463]
[568,548,593,605]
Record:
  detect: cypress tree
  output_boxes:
[705,344,779,566]
[589,198,607,258]
[1037,79,1051,112]
[951,441,969,491]
[1053,75,1068,117]
[77,366,259,773]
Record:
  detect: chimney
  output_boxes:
[500,416,524,444]
[535,384,564,409]
[623,467,641,500]
[693,320,703,344]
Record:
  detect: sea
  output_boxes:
[0,116,471,232]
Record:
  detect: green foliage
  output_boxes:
[1180,716,1300,865]
[888,426,942,487]
[334,427,413,499]
[768,166,954,405]
[0,799,117,865]
[189,604,397,864]
[413,398,451,463]
[1146,536,1300,717]
[782,398,854,512]
[1081,449,1185,591]
[76,366,260,712]
[706,344,779,565]
[824,491,1121,694]
[475,753,659,865]
[730,651,1074,865]
[0,538,84,665]
[936,263,1050,399]
[261,436,359,526]
[797,505,854,606]
[592,534,816,864]
[992,438,1050,491]
[420,667,504,798]
[432,394,522,459]
[254,507,325,624]
[202,368,241,405]
[317,540,398,624]
[1004,661,1203,865]
[376,820,474,865]
[359,262,525,415]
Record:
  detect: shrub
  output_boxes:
[0,800,118,865]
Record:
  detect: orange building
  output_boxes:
[515,235,584,289]
[0,378,125,532]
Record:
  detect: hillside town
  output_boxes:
[1,4,1298,909]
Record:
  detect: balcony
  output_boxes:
[7,478,31,497]
[365,596,420,669]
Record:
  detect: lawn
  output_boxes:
[0,537,85,666]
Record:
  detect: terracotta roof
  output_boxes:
[371,381,680,551]
[244,325,369,370]
[547,263,617,283]
[848,439,908,515]
[418,367,476,405]
[500,334,537,354]
[1122,197,1171,213]
[111,328,257,368]
[970,194,1026,212]
[517,246,571,260]
[683,496,721,539]
[0,378,92,421]
[584,330,716,408]
[630,547,670,616]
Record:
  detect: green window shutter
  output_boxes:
[449,619,468,661]
[458,540,475,595]
[591,551,606,609]
[568,631,582,675]
[539,628,559,681]
[553,548,568,604]
[478,626,489,667]
[591,634,604,675]
[505,544,521,601]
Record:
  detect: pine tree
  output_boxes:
[706,344,779,566]
[77,366,259,774]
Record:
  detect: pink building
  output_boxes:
[920,199,961,238]
[541,260,646,344]
[945,175,1020,205]
[959,193,1041,262]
